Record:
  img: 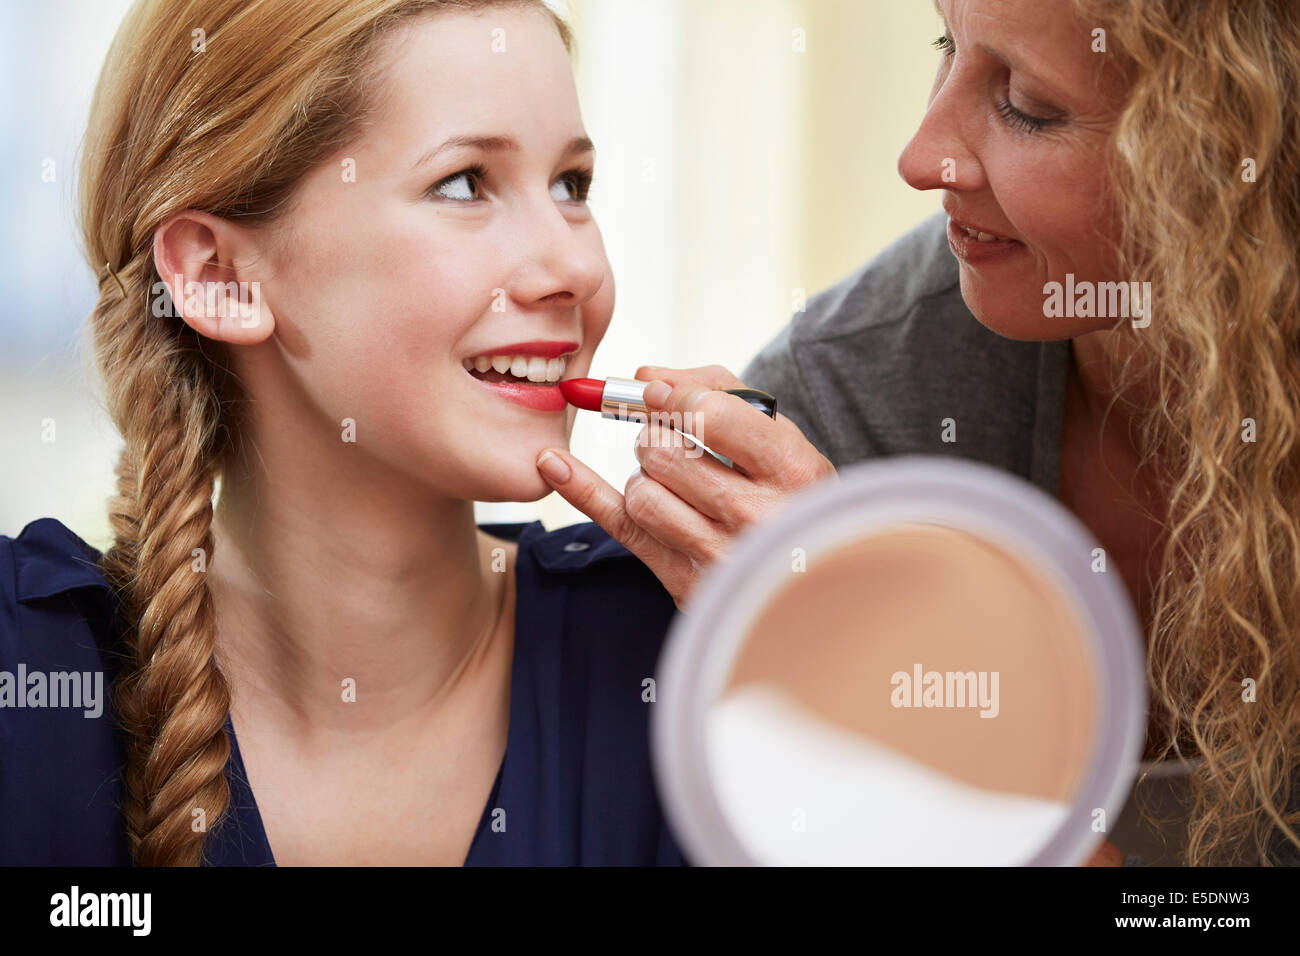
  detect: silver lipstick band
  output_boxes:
[599,376,651,422]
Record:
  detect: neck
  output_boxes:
[208,414,508,738]
[1068,324,1160,435]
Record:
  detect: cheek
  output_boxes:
[377,256,488,380]
[954,148,1103,338]
[323,225,488,359]
[270,232,493,442]
[584,273,615,341]
[993,146,1115,275]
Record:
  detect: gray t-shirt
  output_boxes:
[740,211,1297,867]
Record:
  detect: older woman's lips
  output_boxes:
[946,218,1025,265]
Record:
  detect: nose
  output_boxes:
[897,68,986,194]
[506,198,607,309]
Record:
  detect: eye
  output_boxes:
[430,164,487,201]
[551,168,594,202]
[932,33,955,57]
[995,99,1054,135]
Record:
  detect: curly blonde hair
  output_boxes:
[77,0,573,866]
[1072,0,1300,864]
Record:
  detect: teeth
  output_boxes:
[961,225,1003,242]
[462,353,570,383]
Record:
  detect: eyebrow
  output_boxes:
[412,134,595,170]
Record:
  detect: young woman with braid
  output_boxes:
[0,0,717,866]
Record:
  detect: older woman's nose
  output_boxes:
[897,84,984,193]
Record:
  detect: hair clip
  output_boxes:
[104,261,126,297]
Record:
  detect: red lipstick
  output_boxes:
[463,341,577,413]
[558,376,777,421]
[465,340,578,361]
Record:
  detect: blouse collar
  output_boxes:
[11,514,642,606]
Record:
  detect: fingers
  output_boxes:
[634,363,746,390]
[534,446,697,590]
[535,361,835,610]
[634,369,813,485]
[623,464,729,564]
[633,418,761,528]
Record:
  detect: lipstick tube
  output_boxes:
[561,376,777,422]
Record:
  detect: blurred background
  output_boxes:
[0,0,942,550]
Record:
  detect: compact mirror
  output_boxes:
[652,456,1146,866]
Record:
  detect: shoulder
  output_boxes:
[740,213,975,458]
[744,211,965,370]
[791,210,965,344]
[793,213,1048,383]
[2,517,115,602]
[742,213,1064,468]
[0,516,120,662]
[0,518,129,864]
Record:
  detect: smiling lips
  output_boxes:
[463,338,578,383]
[462,339,578,412]
[956,223,1010,243]
[946,211,1016,243]
[463,352,570,383]
[944,214,1024,265]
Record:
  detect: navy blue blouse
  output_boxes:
[0,517,689,866]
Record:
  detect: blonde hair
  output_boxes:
[1072,0,1300,864]
[77,0,573,866]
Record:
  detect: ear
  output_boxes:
[151,211,276,345]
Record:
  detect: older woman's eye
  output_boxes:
[996,99,1055,135]
[932,33,955,57]
[431,165,486,201]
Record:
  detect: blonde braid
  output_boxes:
[96,254,234,866]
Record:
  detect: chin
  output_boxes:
[961,289,1065,343]
[472,469,556,505]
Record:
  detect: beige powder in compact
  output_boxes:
[722,523,1098,804]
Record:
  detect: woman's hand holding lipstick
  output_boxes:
[535,364,837,610]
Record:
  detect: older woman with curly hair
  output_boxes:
[895,0,1300,867]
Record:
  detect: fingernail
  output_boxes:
[642,380,671,407]
[536,450,571,483]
